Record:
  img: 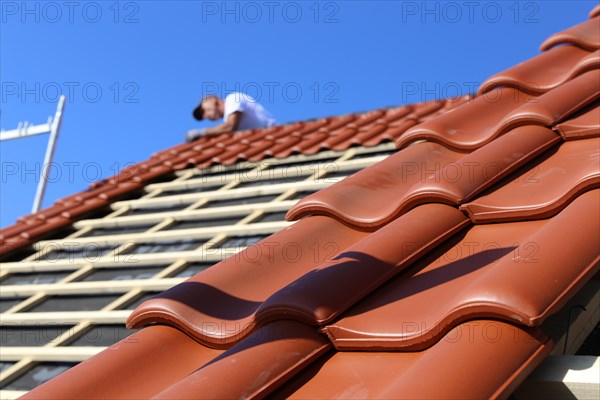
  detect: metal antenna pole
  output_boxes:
[32,96,66,213]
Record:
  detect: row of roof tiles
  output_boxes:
[18,319,552,399]
[14,7,600,399]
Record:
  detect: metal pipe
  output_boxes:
[32,96,66,213]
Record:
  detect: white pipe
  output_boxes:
[32,96,66,213]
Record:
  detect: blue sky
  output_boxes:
[1,0,597,227]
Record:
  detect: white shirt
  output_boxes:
[223,93,277,131]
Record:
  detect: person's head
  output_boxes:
[193,95,223,121]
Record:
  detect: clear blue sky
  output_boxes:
[1,0,596,228]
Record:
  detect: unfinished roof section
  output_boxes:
[0,98,465,259]
[0,144,397,396]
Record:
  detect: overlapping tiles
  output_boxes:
[324,190,599,350]
[540,17,599,51]
[479,46,598,95]
[272,321,551,400]
[462,137,600,222]
[18,325,222,399]
[152,321,330,399]
[287,125,561,229]
[9,7,600,399]
[126,216,371,347]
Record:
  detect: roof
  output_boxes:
[5,6,600,399]
[0,98,463,259]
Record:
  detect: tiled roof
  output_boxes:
[14,9,600,400]
[0,98,464,259]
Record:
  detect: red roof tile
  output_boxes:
[555,101,600,140]
[13,6,600,399]
[152,321,330,399]
[461,137,600,222]
[479,46,597,95]
[540,17,600,51]
[503,70,599,127]
[19,325,222,399]
[274,321,551,399]
[396,87,538,151]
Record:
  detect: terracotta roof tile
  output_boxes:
[237,140,277,160]
[19,325,222,399]
[540,17,600,51]
[410,99,446,118]
[502,69,599,127]
[554,101,600,140]
[378,105,412,122]
[319,114,356,131]
[290,131,331,156]
[403,68,598,152]
[211,142,251,165]
[321,127,359,150]
[479,46,597,95]
[180,146,225,168]
[0,219,45,240]
[396,88,538,150]
[350,123,391,146]
[461,137,600,223]
[1,237,32,255]
[274,321,551,399]
[362,119,419,147]
[264,122,316,141]
[57,198,110,220]
[258,136,302,160]
[17,217,72,240]
[152,321,330,399]
[294,142,465,229]
[129,166,172,185]
[441,94,474,111]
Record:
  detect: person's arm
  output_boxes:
[204,111,242,136]
[185,112,242,142]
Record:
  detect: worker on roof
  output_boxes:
[186,93,277,141]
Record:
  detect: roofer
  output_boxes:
[186,93,277,141]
